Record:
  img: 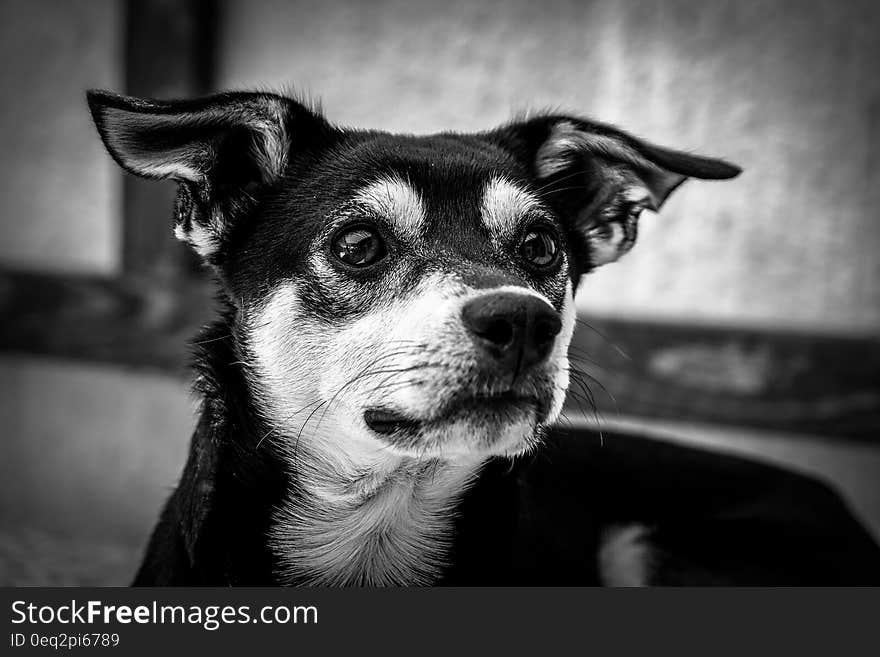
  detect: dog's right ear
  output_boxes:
[488,115,741,276]
[87,90,329,260]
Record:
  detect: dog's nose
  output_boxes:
[461,292,562,373]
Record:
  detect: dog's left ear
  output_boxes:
[87,89,329,261]
[489,116,742,270]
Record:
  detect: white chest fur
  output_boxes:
[270,457,483,586]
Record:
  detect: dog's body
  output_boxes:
[88,89,880,585]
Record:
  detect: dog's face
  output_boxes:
[240,145,576,461]
[89,91,739,465]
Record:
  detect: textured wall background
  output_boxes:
[219,0,880,333]
[0,0,122,275]
[1,0,876,329]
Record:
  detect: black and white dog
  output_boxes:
[88,89,880,585]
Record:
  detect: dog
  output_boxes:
[87,89,880,585]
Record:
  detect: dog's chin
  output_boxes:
[363,393,548,459]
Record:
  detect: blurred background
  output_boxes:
[1,0,878,584]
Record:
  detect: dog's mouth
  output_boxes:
[363,409,420,436]
[363,391,543,437]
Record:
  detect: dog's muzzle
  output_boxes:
[363,291,563,441]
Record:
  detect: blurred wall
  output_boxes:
[0,1,172,574]
[0,359,192,543]
[219,0,880,334]
[0,0,122,275]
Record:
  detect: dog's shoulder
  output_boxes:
[452,427,880,585]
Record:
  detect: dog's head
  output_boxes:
[89,90,739,465]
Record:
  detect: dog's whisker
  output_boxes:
[257,397,325,451]
[191,332,233,346]
[573,318,632,362]
[530,168,590,195]
[567,364,618,413]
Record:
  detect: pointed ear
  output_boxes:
[489,116,741,269]
[87,89,328,260]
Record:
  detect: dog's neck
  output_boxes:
[196,313,487,585]
[269,440,485,585]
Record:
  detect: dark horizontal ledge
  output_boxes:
[1,268,878,441]
[567,317,880,441]
[0,269,214,376]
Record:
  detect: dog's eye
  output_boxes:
[332,226,386,267]
[520,227,559,268]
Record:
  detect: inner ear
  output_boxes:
[213,127,270,188]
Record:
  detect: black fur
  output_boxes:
[87,90,880,586]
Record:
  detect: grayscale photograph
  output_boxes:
[1,0,878,592]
